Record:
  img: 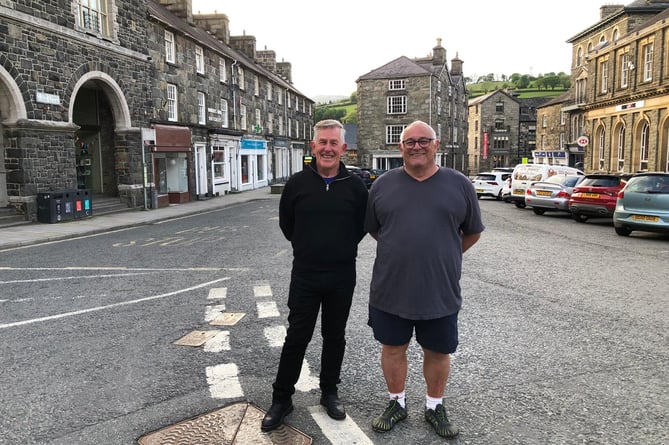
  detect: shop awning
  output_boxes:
[153,124,191,152]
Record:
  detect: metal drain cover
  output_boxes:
[138,402,312,445]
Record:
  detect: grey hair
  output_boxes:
[400,120,437,141]
[313,119,346,142]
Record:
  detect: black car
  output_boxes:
[346,166,373,188]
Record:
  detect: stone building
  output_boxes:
[546,0,669,173]
[355,39,468,173]
[0,0,312,221]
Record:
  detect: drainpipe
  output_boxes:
[231,59,238,130]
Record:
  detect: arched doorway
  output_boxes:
[0,65,28,208]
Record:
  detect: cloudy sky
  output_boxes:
[192,0,612,98]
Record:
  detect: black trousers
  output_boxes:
[272,265,356,402]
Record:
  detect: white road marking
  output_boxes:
[0,271,155,284]
[204,304,227,322]
[253,284,272,297]
[263,325,286,347]
[204,331,230,352]
[206,363,244,399]
[256,301,280,318]
[308,406,373,445]
[295,360,319,392]
[207,287,227,299]
[0,277,231,330]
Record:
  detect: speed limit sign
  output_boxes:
[577,136,589,147]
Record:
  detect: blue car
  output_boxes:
[613,172,669,236]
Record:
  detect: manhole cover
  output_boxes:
[138,402,312,445]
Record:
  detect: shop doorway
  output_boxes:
[72,85,116,196]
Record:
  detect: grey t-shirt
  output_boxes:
[365,167,484,319]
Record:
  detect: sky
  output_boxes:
[192,0,610,99]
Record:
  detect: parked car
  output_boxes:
[368,168,387,183]
[613,172,669,236]
[510,163,584,208]
[501,176,512,202]
[471,171,511,200]
[525,174,585,215]
[569,174,629,222]
[346,166,373,188]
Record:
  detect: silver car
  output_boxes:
[613,172,669,236]
[525,174,585,215]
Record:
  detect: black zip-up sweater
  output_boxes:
[279,162,368,271]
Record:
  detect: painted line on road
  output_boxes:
[204,304,227,322]
[257,301,280,318]
[0,271,155,284]
[0,266,247,271]
[253,284,272,297]
[308,406,373,445]
[264,325,286,347]
[206,363,244,399]
[203,331,230,352]
[0,277,231,330]
[207,287,227,300]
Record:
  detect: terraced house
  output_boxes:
[0,0,312,222]
[537,0,669,173]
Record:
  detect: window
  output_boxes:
[598,127,605,170]
[495,101,504,113]
[254,109,262,132]
[278,89,283,105]
[256,154,266,181]
[267,82,272,101]
[386,125,405,144]
[387,96,406,114]
[165,31,175,64]
[437,80,441,92]
[220,99,228,128]
[620,53,629,88]
[219,59,227,83]
[240,104,247,130]
[643,42,653,82]
[75,0,110,36]
[237,67,245,89]
[197,92,206,125]
[617,126,625,171]
[287,92,292,109]
[542,115,547,128]
[437,96,442,115]
[288,118,292,137]
[268,113,273,133]
[212,146,229,183]
[254,76,260,96]
[600,59,608,93]
[166,84,177,121]
[389,79,406,90]
[560,112,566,125]
[195,46,205,74]
[576,47,583,66]
[278,116,284,135]
[640,122,649,170]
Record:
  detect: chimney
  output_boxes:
[277,60,292,83]
[451,52,463,76]
[600,4,623,20]
[193,12,231,44]
[230,32,256,60]
[158,0,193,24]
[432,38,446,66]
[257,46,277,71]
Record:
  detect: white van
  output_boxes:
[509,163,584,208]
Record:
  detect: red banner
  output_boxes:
[483,132,489,160]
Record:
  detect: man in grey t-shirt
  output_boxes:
[365,120,484,439]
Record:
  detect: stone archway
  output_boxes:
[69,72,132,196]
[0,65,28,207]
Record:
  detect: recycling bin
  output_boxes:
[37,190,75,223]
[74,189,93,218]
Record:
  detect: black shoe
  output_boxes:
[424,403,459,439]
[320,393,346,420]
[260,401,294,432]
[371,397,407,432]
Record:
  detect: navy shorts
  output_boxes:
[368,305,459,355]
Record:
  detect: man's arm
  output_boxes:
[461,232,481,253]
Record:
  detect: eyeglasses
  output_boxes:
[402,138,434,148]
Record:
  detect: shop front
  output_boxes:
[238,138,268,192]
[152,124,192,207]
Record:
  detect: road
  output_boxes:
[0,197,667,444]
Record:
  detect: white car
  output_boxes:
[471,171,511,200]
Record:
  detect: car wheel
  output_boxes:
[615,226,632,236]
[496,191,502,201]
[571,213,588,223]
[532,208,546,215]
[476,194,481,200]
[514,201,526,208]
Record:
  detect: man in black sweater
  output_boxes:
[261,119,368,432]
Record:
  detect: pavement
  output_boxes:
[0,187,278,250]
